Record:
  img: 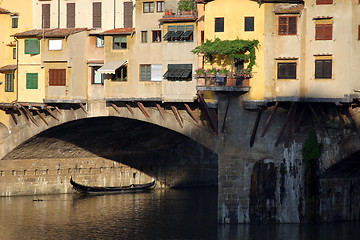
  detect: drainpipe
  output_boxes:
[58,0,60,28]
[14,37,19,102]
[114,0,116,29]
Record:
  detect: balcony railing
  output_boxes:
[195,75,251,92]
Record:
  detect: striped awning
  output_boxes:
[97,60,127,74]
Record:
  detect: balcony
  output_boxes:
[196,75,251,93]
[159,9,197,23]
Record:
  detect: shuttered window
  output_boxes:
[279,16,297,35]
[277,63,297,79]
[26,73,38,89]
[49,69,66,86]
[141,31,147,43]
[315,24,332,40]
[124,2,133,28]
[93,2,102,29]
[215,18,224,32]
[12,17,18,28]
[315,60,332,79]
[67,3,75,28]
[316,0,333,4]
[42,4,50,29]
[5,74,14,92]
[25,39,40,54]
[140,65,151,81]
[245,17,254,31]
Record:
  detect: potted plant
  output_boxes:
[195,67,206,77]
[218,68,229,77]
[236,68,252,86]
[206,67,217,77]
[178,0,196,15]
[226,71,236,86]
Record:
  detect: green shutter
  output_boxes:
[26,73,38,89]
[5,74,14,92]
[25,39,40,54]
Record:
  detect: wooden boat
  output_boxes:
[70,177,156,194]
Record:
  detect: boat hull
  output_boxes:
[70,177,156,194]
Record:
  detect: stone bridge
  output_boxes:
[1,95,360,224]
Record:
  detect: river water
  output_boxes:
[0,187,359,240]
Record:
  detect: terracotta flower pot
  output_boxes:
[226,78,236,86]
[242,78,250,87]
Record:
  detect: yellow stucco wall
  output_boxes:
[203,0,265,101]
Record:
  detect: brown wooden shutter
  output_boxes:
[324,24,332,40]
[93,2,102,28]
[124,2,133,28]
[315,24,323,40]
[42,4,50,29]
[49,69,66,86]
[67,3,75,28]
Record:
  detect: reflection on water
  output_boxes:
[0,187,359,240]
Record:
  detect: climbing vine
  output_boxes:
[302,130,320,164]
[191,38,259,70]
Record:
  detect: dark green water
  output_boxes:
[0,187,359,240]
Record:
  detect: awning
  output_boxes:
[97,60,127,74]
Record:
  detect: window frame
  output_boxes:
[48,39,62,51]
[244,16,254,32]
[113,36,127,49]
[315,59,332,79]
[92,66,104,84]
[156,1,164,12]
[12,16,18,28]
[26,73,38,89]
[277,62,297,80]
[96,36,104,48]
[141,31,148,43]
[5,73,14,92]
[278,16,297,35]
[140,64,151,81]
[143,2,155,13]
[152,30,161,42]
[12,48,16,59]
[112,66,127,81]
[215,17,224,33]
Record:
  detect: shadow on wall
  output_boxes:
[3,117,218,188]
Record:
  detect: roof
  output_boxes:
[100,28,135,36]
[0,65,17,73]
[274,4,304,14]
[159,15,197,23]
[13,28,88,38]
[0,7,11,14]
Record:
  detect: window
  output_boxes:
[358,25,360,41]
[183,25,194,41]
[315,59,332,79]
[163,26,176,41]
[277,62,297,79]
[279,16,297,35]
[140,64,151,81]
[245,17,254,31]
[143,2,154,13]
[215,17,224,32]
[67,3,75,28]
[5,73,14,92]
[315,24,332,40]
[48,40,62,50]
[25,39,40,54]
[49,69,66,86]
[316,0,333,4]
[42,4,50,29]
[93,2,102,28]
[124,2,133,28]
[112,66,127,81]
[201,31,204,42]
[152,30,161,42]
[175,26,185,41]
[113,36,127,49]
[12,16,18,28]
[92,67,104,84]
[157,1,164,12]
[13,48,16,59]
[163,64,192,81]
[96,36,104,47]
[26,73,38,89]
[141,31,148,43]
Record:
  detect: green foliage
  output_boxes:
[191,38,259,71]
[178,0,196,12]
[302,130,320,164]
